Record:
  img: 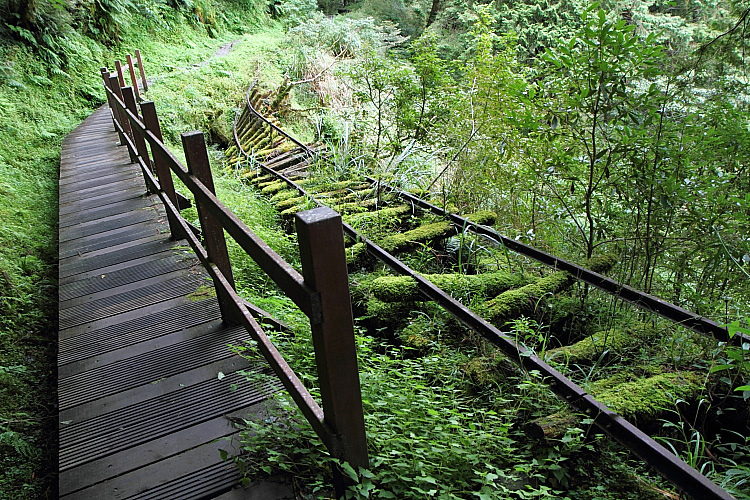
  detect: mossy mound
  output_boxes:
[346,242,368,266]
[380,220,453,253]
[545,323,659,365]
[464,210,497,226]
[270,189,300,203]
[344,205,413,230]
[526,370,705,439]
[596,371,704,423]
[369,271,529,303]
[481,255,617,327]
[260,180,288,194]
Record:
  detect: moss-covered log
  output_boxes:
[380,220,453,252]
[463,210,498,226]
[270,189,299,203]
[480,255,617,327]
[261,180,288,195]
[330,201,372,215]
[369,271,529,303]
[344,205,412,228]
[524,371,704,440]
[275,195,307,211]
[248,173,275,185]
[346,242,367,266]
[545,323,659,365]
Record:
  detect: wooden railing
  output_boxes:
[99,57,368,496]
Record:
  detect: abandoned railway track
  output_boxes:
[218,83,747,499]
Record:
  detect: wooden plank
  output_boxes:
[59,273,207,330]
[59,317,224,377]
[59,235,176,276]
[59,252,195,299]
[59,407,261,495]
[58,224,165,259]
[60,368,280,471]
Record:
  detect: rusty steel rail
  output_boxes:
[378,181,750,347]
[237,81,316,157]
[236,115,738,499]
[101,66,368,490]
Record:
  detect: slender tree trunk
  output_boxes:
[425,0,442,29]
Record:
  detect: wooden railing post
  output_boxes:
[140,101,183,239]
[122,86,156,193]
[181,131,238,325]
[126,54,141,101]
[135,49,148,92]
[108,76,136,162]
[114,59,126,88]
[295,207,369,495]
[100,68,121,137]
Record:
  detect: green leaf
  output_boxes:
[340,461,359,481]
[219,449,228,461]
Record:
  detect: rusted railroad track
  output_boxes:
[223,85,742,500]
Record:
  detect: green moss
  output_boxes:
[260,180,288,194]
[270,189,300,203]
[380,220,452,252]
[365,297,412,326]
[186,285,217,301]
[481,255,617,326]
[276,195,307,211]
[399,318,436,352]
[344,205,412,228]
[546,323,659,364]
[247,173,275,185]
[595,371,704,423]
[462,355,515,389]
[346,242,367,266]
[464,210,497,226]
[370,271,528,302]
[330,202,370,215]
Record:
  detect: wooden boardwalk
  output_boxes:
[58,107,289,499]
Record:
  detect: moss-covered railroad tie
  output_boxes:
[481,254,617,327]
[369,271,529,302]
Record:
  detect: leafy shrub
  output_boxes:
[288,14,405,57]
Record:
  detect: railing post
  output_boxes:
[141,101,183,239]
[126,54,141,101]
[108,75,137,162]
[122,86,156,193]
[135,49,148,92]
[181,131,238,325]
[100,68,122,137]
[114,59,126,88]
[295,207,369,496]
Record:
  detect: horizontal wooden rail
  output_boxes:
[101,61,368,493]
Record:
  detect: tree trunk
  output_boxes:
[425,0,441,29]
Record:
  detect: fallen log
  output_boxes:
[524,371,705,441]
[380,211,497,253]
[369,271,530,303]
[480,254,617,327]
[545,323,660,365]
